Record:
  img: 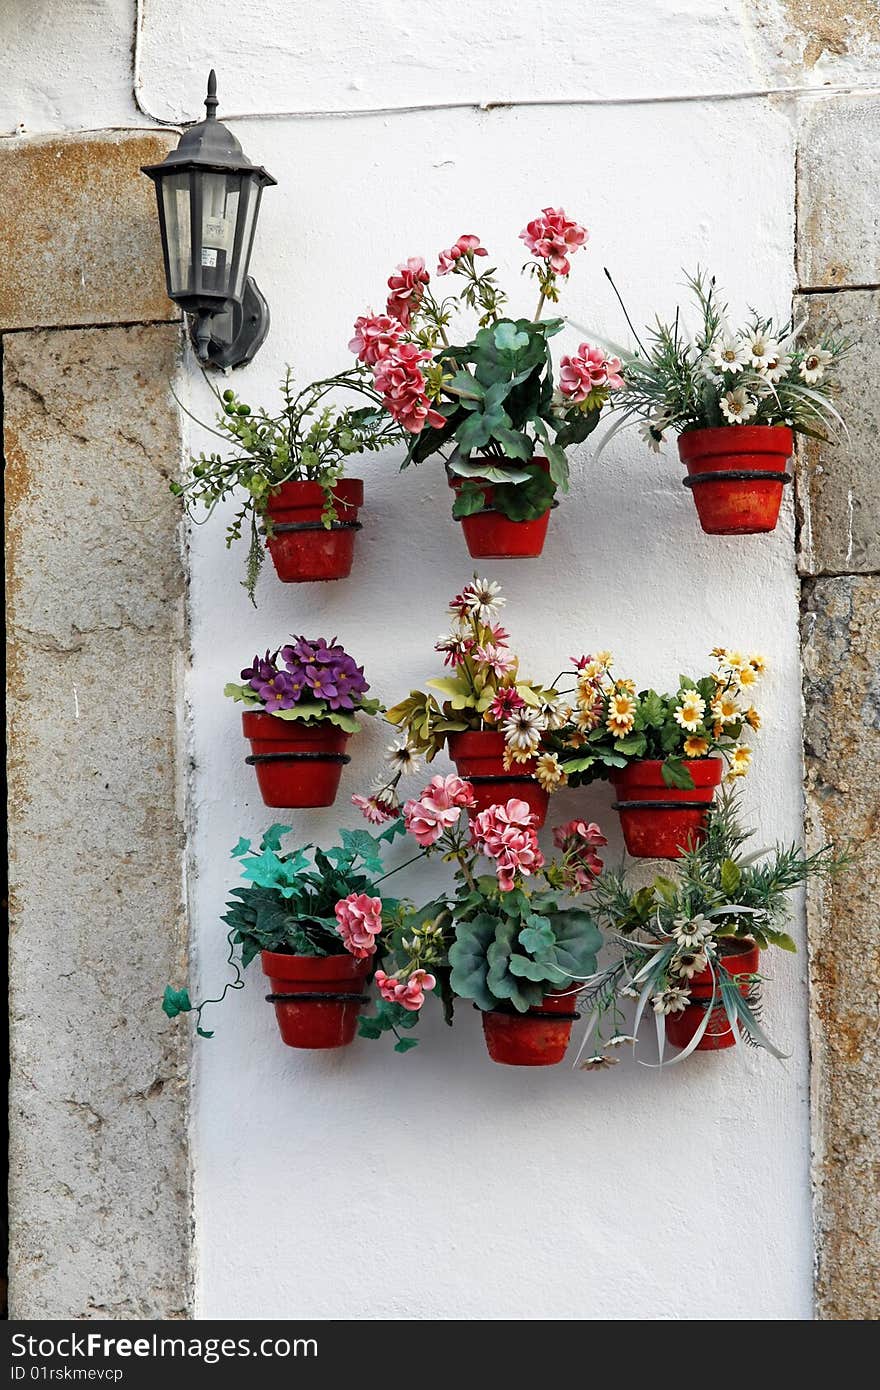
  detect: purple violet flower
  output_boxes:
[241,650,278,690]
[257,670,300,712]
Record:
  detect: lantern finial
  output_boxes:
[205,69,218,120]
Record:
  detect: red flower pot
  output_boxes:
[447,729,549,827]
[265,478,363,582]
[482,988,581,1066]
[664,940,760,1052]
[678,426,793,535]
[242,711,350,808]
[261,951,371,1049]
[448,458,553,559]
[610,758,723,859]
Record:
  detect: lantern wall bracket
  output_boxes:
[189,277,270,370]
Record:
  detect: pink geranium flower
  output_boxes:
[374,968,436,1012]
[403,774,476,846]
[553,819,608,891]
[386,256,430,327]
[520,207,588,276]
[335,892,383,957]
[471,799,545,892]
[559,343,624,401]
[437,234,488,275]
[349,313,404,366]
[373,342,446,434]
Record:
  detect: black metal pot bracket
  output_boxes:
[265,520,363,534]
[466,772,536,784]
[612,799,710,812]
[682,470,791,489]
[265,991,370,1004]
[245,751,351,766]
[477,1004,581,1022]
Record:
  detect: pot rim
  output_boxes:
[678,424,794,461]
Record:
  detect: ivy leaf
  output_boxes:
[196,1026,215,1039]
[230,836,251,858]
[162,986,192,1019]
[260,823,292,853]
[393,1037,420,1054]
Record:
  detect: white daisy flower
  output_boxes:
[652,987,691,1015]
[386,742,421,775]
[709,336,750,375]
[762,349,791,384]
[747,333,780,373]
[719,388,758,424]
[580,1054,620,1071]
[540,697,570,732]
[671,915,714,950]
[799,347,833,384]
[500,705,546,755]
[606,1034,638,1047]
[464,577,505,622]
[639,416,668,453]
[673,951,710,980]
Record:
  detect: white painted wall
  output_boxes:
[8,0,859,1321]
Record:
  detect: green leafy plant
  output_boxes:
[350,211,621,523]
[575,791,851,1065]
[595,267,850,453]
[548,647,766,791]
[171,367,402,602]
[161,819,407,1038]
[448,890,602,1014]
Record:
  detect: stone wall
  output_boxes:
[795,99,880,1321]
[3,132,192,1318]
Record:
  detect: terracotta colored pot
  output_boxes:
[242,710,350,808]
[265,478,363,582]
[610,758,723,859]
[448,457,553,559]
[447,729,549,827]
[261,951,371,1049]
[678,426,792,535]
[664,940,760,1052]
[481,988,581,1066]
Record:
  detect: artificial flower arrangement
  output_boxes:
[171,368,402,600]
[349,208,623,558]
[365,577,565,827]
[161,785,607,1065]
[545,647,765,858]
[225,637,382,808]
[597,268,849,535]
[574,791,849,1064]
[162,819,413,1050]
[360,780,606,1066]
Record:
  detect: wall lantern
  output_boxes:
[142,71,276,369]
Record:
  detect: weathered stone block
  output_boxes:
[0,132,180,332]
[795,289,880,575]
[5,323,190,1319]
[801,574,880,1321]
[797,98,880,290]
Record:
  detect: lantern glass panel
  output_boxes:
[160,172,193,296]
[229,180,259,302]
[198,171,242,298]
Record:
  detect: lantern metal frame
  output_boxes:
[142,71,276,369]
